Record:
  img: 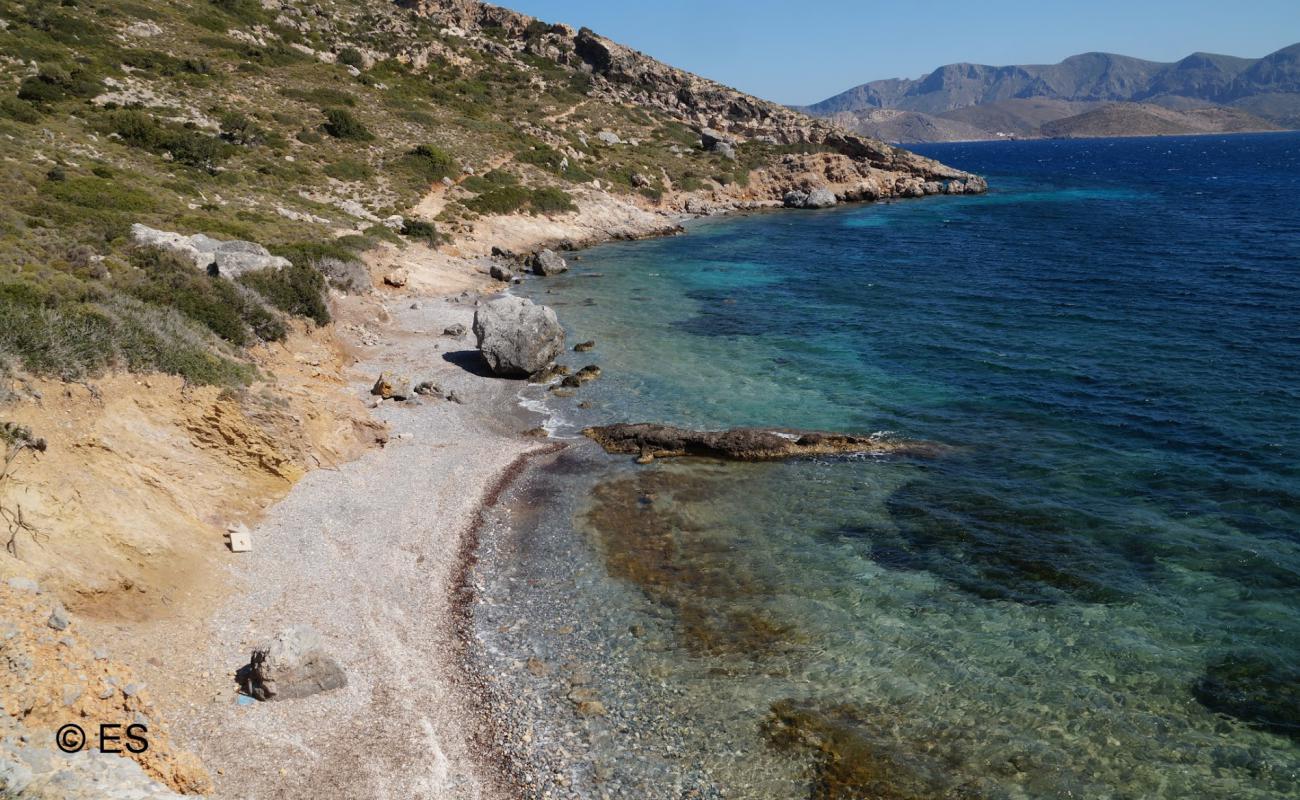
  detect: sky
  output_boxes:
[500,0,1300,105]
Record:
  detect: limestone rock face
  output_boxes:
[130,224,291,278]
[473,296,565,377]
[243,626,346,702]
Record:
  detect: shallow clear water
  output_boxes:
[474,133,1300,799]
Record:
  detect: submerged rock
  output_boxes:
[1193,653,1300,741]
[574,340,596,353]
[584,423,941,462]
[473,296,565,377]
[242,626,346,702]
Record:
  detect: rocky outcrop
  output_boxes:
[241,626,346,702]
[130,224,291,278]
[395,2,986,201]
[472,296,565,377]
[583,423,944,462]
[783,188,838,209]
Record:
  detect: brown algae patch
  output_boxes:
[580,465,804,657]
[762,699,988,800]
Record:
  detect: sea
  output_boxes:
[470,132,1300,800]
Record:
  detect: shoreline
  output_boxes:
[161,191,735,798]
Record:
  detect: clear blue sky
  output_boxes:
[501,0,1300,105]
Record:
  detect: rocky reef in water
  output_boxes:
[583,423,944,462]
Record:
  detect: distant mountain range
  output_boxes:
[799,43,1300,142]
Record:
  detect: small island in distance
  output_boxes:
[798,43,1300,142]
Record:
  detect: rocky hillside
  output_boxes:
[801,43,1300,142]
[1038,103,1281,138]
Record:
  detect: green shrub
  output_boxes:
[324,159,373,181]
[0,97,41,124]
[219,111,266,145]
[120,248,259,346]
[279,86,356,107]
[402,144,457,182]
[321,108,373,141]
[337,48,365,69]
[462,169,517,192]
[296,128,323,144]
[101,110,232,170]
[238,263,330,326]
[42,177,157,213]
[270,240,361,266]
[17,68,102,104]
[465,185,531,216]
[0,274,252,385]
[400,219,438,245]
[529,187,576,215]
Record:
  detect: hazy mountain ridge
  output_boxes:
[800,43,1300,142]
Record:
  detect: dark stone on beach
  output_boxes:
[242,626,345,702]
[490,263,515,282]
[443,323,467,338]
[574,340,596,352]
[1193,653,1300,741]
[414,381,444,399]
[472,296,565,377]
[583,423,941,462]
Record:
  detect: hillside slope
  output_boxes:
[1039,103,1281,138]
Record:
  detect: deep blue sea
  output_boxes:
[474,133,1300,799]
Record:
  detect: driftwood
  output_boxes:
[582,423,944,462]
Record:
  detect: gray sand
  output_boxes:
[175,294,550,799]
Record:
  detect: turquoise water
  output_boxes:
[475,133,1300,799]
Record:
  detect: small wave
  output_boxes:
[515,385,580,439]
